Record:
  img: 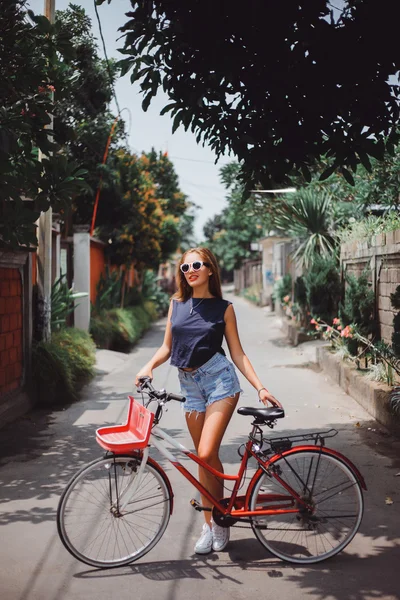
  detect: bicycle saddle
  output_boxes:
[237,406,285,421]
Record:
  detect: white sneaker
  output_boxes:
[194,523,213,554]
[212,521,230,552]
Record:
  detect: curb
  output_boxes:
[279,317,310,347]
[317,346,400,435]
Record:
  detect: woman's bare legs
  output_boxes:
[185,394,239,525]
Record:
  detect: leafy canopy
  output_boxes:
[203,163,264,271]
[0,2,88,248]
[99,0,400,192]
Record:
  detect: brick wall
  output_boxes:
[341,231,400,344]
[0,268,23,395]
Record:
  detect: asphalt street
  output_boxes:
[0,293,399,600]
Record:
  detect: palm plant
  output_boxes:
[273,189,337,269]
[51,275,88,331]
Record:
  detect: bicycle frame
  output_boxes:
[117,422,304,518]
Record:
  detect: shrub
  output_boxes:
[272,274,292,304]
[90,304,156,352]
[242,284,262,305]
[339,270,377,356]
[294,276,307,308]
[143,300,158,321]
[304,255,341,324]
[141,270,170,315]
[390,285,400,357]
[93,267,123,313]
[32,328,96,406]
[51,275,87,331]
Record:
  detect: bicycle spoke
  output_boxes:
[250,450,363,564]
[57,457,171,567]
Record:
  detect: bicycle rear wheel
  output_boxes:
[57,455,171,568]
[249,449,363,564]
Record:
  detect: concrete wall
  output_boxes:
[73,232,90,331]
[341,230,400,344]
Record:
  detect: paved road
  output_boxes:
[0,294,399,600]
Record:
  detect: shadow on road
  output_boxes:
[71,536,400,600]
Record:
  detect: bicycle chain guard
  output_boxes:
[212,498,239,528]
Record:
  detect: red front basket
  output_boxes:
[96,396,154,454]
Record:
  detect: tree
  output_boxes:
[0,2,88,248]
[271,189,337,269]
[100,0,400,192]
[203,163,265,271]
[53,4,125,229]
[94,150,187,271]
[142,149,187,217]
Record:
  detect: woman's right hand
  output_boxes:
[135,366,153,388]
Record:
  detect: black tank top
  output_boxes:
[170,298,231,368]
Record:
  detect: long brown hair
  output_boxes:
[173,247,223,301]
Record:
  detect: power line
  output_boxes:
[93,0,136,153]
[93,0,121,116]
[170,155,224,165]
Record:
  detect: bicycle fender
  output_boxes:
[245,445,367,508]
[147,456,174,514]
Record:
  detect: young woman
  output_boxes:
[135,247,280,555]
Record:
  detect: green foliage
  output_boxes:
[272,274,292,304]
[390,285,400,357]
[142,149,187,218]
[51,274,87,330]
[304,256,341,324]
[339,212,400,245]
[389,387,400,414]
[294,276,307,308]
[340,271,376,354]
[242,284,262,305]
[271,190,337,269]
[32,328,95,406]
[90,304,155,351]
[92,267,123,313]
[141,270,170,315]
[340,272,376,334]
[203,163,265,271]
[0,3,88,248]
[109,1,400,190]
[143,300,158,321]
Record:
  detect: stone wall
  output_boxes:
[341,230,400,344]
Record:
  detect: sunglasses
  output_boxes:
[180,260,210,274]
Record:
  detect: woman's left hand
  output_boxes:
[259,388,283,408]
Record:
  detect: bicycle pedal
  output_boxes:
[190,499,211,512]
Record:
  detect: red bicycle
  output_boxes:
[57,378,366,568]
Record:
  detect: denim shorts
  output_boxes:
[178,352,242,414]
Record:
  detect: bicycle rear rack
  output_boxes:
[264,428,338,454]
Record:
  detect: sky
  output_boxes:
[28,0,233,240]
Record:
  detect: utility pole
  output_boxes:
[37,0,55,341]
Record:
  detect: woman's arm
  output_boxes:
[224,304,282,407]
[135,300,174,385]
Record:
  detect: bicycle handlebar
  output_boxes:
[137,376,186,403]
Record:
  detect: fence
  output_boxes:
[233,259,262,296]
[341,230,400,344]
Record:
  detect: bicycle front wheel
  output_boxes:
[57,455,171,568]
[249,449,363,564]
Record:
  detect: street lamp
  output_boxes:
[250,188,297,194]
